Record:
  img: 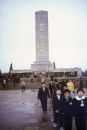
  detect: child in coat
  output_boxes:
[74,88,87,130]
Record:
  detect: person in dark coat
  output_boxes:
[74,88,87,130]
[50,74,54,81]
[52,81,57,98]
[38,82,50,113]
[49,81,53,98]
[62,89,74,130]
[52,87,64,129]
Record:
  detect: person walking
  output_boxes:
[38,82,50,114]
[52,88,64,130]
[21,80,26,92]
[2,79,6,88]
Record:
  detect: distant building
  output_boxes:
[10,69,32,74]
[54,68,82,77]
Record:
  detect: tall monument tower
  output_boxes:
[31,10,54,72]
[35,11,49,62]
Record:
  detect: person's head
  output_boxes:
[69,79,72,82]
[50,80,53,84]
[73,90,75,94]
[77,88,84,98]
[59,82,61,87]
[52,80,55,84]
[73,91,76,97]
[64,89,70,98]
[55,81,58,85]
[56,88,61,95]
[80,77,82,80]
[73,80,75,82]
[41,82,45,88]
[64,85,67,90]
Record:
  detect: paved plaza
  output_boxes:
[0,89,87,130]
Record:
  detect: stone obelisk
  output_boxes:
[31,10,54,72]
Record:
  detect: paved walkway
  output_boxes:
[0,89,87,130]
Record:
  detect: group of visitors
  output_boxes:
[38,79,87,130]
[0,74,20,88]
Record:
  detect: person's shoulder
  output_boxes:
[60,95,65,100]
[85,96,87,99]
[75,96,87,103]
[54,94,57,98]
[69,97,74,102]
[39,87,42,90]
[61,96,65,102]
[84,96,87,101]
[73,98,77,102]
[53,95,57,100]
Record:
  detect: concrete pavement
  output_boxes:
[0,89,87,130]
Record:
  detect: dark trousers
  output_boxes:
[40,99,47,112]
[54,112,63,128]
[22,86,25,92]
[13,82,15,87]
[64,116,72,130]
[31,78,33,83]
[75,116,86,130]
[2,84,6,88]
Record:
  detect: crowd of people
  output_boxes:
[0,74,20,88]
[38,80,87,130]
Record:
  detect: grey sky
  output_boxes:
[0,0,87,72]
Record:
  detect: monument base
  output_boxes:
[31,61,54,72]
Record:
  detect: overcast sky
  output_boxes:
[0,0,87,72]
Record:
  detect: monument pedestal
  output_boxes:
[31,61,54,72]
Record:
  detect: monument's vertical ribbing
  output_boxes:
[35,11,49,62]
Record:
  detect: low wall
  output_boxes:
[0,77,87,90]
